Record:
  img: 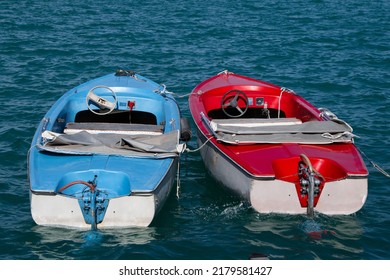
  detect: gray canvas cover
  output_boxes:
[210,119,355,144]
[39,130,180,158]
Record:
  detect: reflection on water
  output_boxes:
[28,225,158,259]
[244,213,364,259]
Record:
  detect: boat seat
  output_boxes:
[64,122,164,135]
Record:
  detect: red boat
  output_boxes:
[189,71,368,216]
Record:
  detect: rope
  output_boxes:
[278,88,286,118]
[154,84,192,98]
[185,136,214,153]
[176,160,181,198]
[357,147,390,178]
[171,92,192,98]
[176,136,214,197]
[321,131,357,140]
[217,69,234,75]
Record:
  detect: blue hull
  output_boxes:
[28,70,183,228]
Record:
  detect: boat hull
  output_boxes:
[198,134,367,215]
[30,158,178,229]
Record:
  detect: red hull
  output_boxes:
[189,71,368,214]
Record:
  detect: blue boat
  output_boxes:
[28,70,190,229]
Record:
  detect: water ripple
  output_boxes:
[0,0,389,260]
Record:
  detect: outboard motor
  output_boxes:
[180,117,192,141]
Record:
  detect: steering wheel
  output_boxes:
[221,89,249,118]
[86,86,117,115]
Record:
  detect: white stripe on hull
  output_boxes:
[30,194,158,228]
[249,178,367,215]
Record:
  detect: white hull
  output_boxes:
[198,137,368,215]
[30,159,178,229]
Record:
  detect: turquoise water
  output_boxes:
[0,0,389,260]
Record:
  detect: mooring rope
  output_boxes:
[171,92,192,98]
[277,88,286,119]
[176,160,181,198]
[176,137,214,198]
[185,136,214,153]
[357,146,390,178]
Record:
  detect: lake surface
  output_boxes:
[0,0,389,260]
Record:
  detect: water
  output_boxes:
[0,0,389,260]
